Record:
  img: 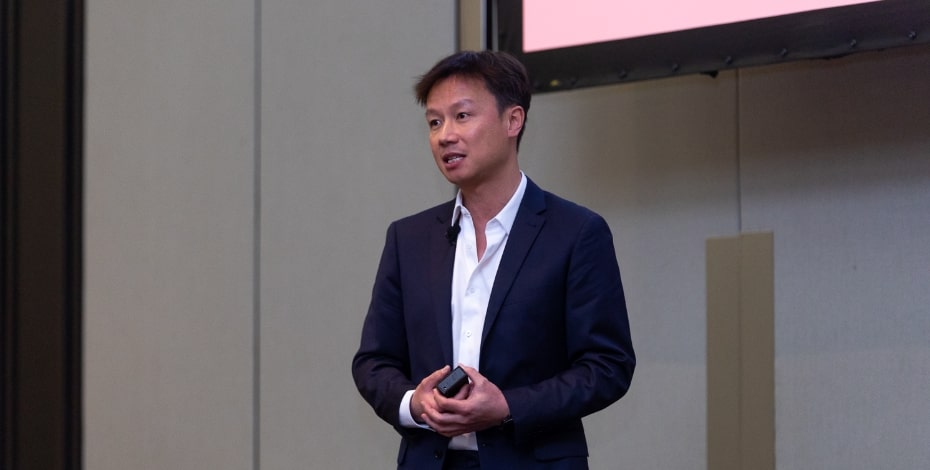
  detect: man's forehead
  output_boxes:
[426,76,490,108]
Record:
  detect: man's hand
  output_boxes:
[409,366,452,424]
[420,365,510,438]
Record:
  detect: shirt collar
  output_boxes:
[451,172,527,234]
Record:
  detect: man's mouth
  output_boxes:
[443,154,464,163]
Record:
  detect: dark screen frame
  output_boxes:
[2,0,84,468]
[492,0,930,92]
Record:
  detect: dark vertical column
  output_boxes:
[1,0,84,469]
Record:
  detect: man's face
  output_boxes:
[424,75,521,191]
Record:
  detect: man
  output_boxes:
[352,50,635,470]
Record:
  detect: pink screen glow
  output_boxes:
[523,0,882,52]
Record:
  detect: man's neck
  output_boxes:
[460,170,522,225]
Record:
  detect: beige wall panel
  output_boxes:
[739,44,930,468]
[738,232,774,470]
[706,232,774,470]
[706,236,742,470]
[459,0,485,51]
[84,1,256,468]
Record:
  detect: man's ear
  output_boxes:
[506,106,525,138]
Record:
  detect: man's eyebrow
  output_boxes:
[425,99,476,116]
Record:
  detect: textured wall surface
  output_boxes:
[85,0,930,466]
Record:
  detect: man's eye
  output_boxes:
[428,119,441,128]
[457,112,469,119]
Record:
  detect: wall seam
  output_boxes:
[252,0,262,468]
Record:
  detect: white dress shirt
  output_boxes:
[399,173,527,451]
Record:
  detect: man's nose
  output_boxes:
[438,122,459,145]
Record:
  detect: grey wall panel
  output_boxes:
[739,45,930,469]
[258,2,455,468]
[84,1,257,468]
[520,72,741,469]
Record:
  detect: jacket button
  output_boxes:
[434,450,443,459]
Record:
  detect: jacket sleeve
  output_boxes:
[351,222,416,430]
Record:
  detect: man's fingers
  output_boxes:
[421,406,471,438]
[420,365,451,389]
[412,366,452,422]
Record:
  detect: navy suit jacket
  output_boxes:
[352,178,635,469]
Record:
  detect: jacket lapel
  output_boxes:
[429,203,457,366]
[482,179,546,344]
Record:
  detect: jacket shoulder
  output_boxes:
[392,199,455,228]
[537,188,605,229]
